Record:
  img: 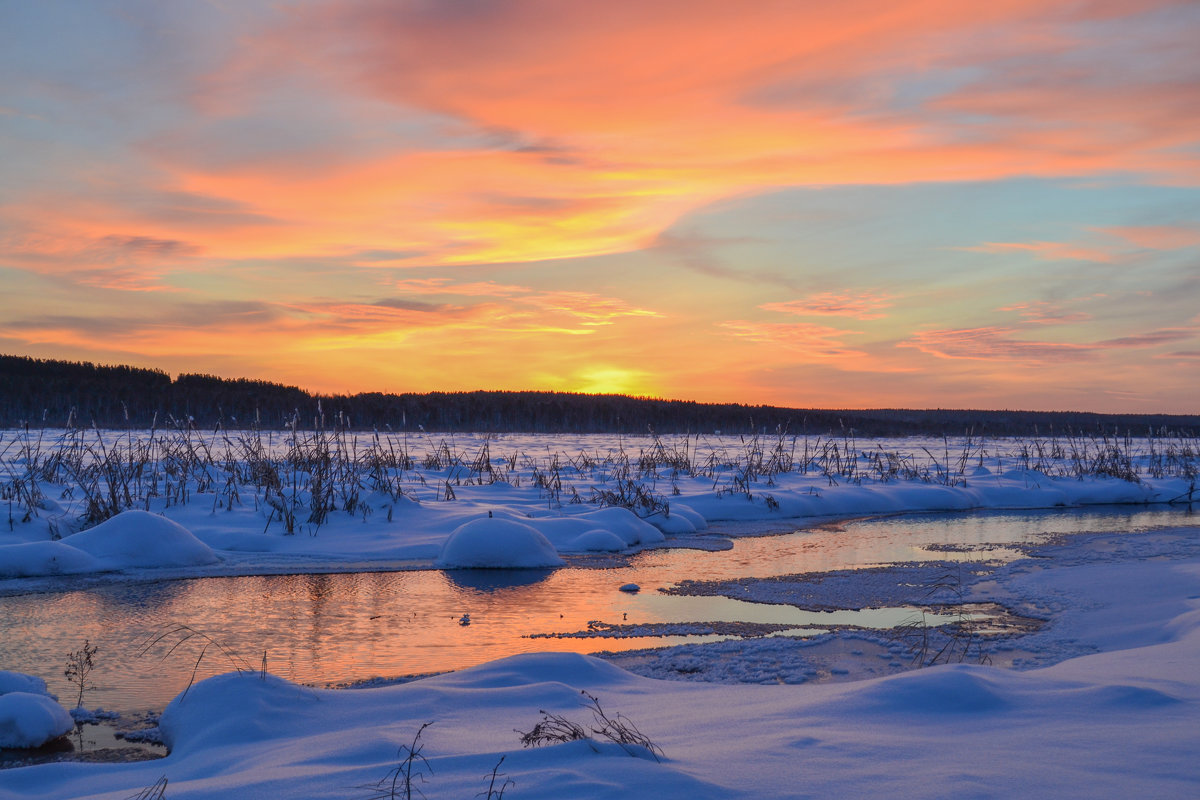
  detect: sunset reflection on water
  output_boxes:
[0,505,1189,711]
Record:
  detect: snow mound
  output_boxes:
[67,510,219,569]
[644,511,698,534]
[0,692,73,748]
[667,502,707,531]
[0,671,53,698]
[575,506,666,545]
[160,672,319,754]
[565,529,628,552]
[0,540,102,579]
[437,652,643,691]
[850,664,1012,716]
[435,517,565,569]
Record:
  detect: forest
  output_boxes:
[2,354,1197,436]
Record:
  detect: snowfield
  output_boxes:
[1,430,1198,797]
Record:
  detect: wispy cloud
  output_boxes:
[958,241,1120,263]
[996,300,1094,326]
[902,323,1198,363]
[761,292,894,320]
[719,320,865,359]
[10,1,1191,272]
[392,280,659,325]
[1099,225,1200,250]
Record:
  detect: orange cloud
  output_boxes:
[25,0,1183,274]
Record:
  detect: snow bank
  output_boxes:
[0,511,217,579]
[0,541,102,579]
[435,517,565,569]
[66,510,219,569]
[0,692,73,749]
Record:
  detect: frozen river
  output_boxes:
[0,505,1190,713]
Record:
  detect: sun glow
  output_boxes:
[2,1,1199,411]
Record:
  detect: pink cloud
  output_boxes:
[393,278,534,297]
[392,279,658,325]
[996,300,1093,325]
[902,323,1198,363]
[959,241,1119,263]
[761,292,894,320]
[720,320,865,359]
[96,0,1195,271]
[1099,225,1200,250]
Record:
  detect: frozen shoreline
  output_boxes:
[3,430,1195,586]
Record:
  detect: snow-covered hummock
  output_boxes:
[0,510,218,579]
[65,510,219,568]
[435,517,565,569]
[0,672,73,749]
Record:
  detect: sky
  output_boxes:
[1,0,1198,413]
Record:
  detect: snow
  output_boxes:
[0,684,73,750]
[0,673,52,699]
[1,525,1197,796]
[0,672,74,750]
[0,541,102,579]
[566,529,629,552]
[64,511,219,569]
[2,431,1195,586]
[2,431,1199,795]
[435,517,565,569]
[0,511,217,579]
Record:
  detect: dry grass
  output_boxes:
[3,421,1196,535]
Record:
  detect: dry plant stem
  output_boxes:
[517,690,663,762]
[361,722,434,800]
[126,776,168,800]
[64,639,99,708]
[137,623,254,698]
[480,756,515,800]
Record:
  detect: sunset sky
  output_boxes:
[2,1,1198,412]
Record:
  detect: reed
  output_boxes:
[3,424,1196,536]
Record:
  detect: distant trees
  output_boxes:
[2,354,1197,436]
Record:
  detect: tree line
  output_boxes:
[2,354,1197,436]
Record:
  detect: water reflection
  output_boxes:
[0,505,1191,711]
[443,568,557,593]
